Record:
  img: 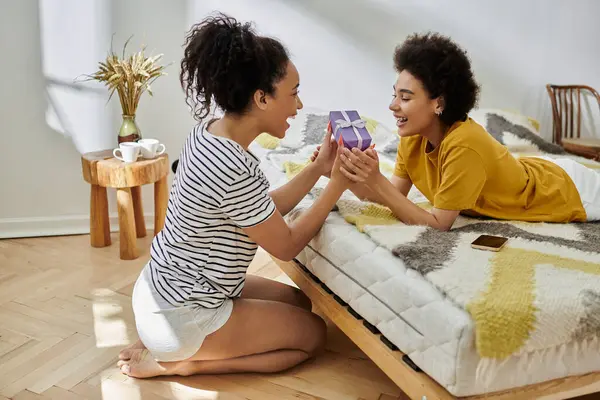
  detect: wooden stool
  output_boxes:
[81,150,170,260]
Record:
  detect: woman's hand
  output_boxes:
[329,138,353,189]
[339,146,382,187]
[310,132,337,177]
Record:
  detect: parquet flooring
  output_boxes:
[0,233,407,400]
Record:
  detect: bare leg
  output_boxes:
[120,347,311,377]
[241,274,312,311]
[119,275,311,361]
[118,298,326,378]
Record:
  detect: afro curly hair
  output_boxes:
[394,32,480,126]
[180,13,290,122]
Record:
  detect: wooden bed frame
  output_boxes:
[271,257,600,400]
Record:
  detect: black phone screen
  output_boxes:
[471,235,508,248]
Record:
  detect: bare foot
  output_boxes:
[119,340,146,360]
[117,349,168,378]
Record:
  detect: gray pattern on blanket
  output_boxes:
[266,114,328,161]
[580,220,600,244]
[381,135,399,159]
[485,114,566,154]
[391,227,458,275]
[392,221,600,275]
[573,290,600,341]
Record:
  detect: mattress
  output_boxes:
[286,204,600,397]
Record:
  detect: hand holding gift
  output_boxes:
[311,129,338,177]
[328,110,372,151]
[329,136,353,189]
[338,145,380,186]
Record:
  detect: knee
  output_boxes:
[304,314,327,357]
[294,289,312,311]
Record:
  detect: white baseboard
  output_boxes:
[0,214,155,239]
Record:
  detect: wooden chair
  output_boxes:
[546,84,600,160]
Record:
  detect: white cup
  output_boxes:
[113,142,141,163]
[138,138,166,159]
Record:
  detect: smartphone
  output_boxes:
[471,234,508,252]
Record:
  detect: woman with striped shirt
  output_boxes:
[117,13,350,379]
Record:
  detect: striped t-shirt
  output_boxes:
[147,120,277,309]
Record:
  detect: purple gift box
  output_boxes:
[328,110,372,151]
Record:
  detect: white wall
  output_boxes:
[1,0,599,238]
[0,0,195,238]
[0,0,96,236]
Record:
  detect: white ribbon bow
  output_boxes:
[334,110,367,149]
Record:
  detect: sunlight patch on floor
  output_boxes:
[92,288,135,348]
[167,382,220,400]
[101,378,143,399]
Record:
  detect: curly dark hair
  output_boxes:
[180,13,290,121]
[394,32,480,126]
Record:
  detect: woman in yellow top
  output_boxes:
[333,33,600,231]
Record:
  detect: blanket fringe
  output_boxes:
[476,336,600,388]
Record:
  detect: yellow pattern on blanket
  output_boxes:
[468,247,600,359]
[255,133,280,149]
[338,201,431,232]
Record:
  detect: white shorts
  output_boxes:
[536,156,600,221]
[131,264,234,362]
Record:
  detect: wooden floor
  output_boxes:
[0,233,408,400]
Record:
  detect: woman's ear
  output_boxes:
[435,96,445,115]
[254,90,268,111]
[438,96,446,114]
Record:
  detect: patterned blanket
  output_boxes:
[253,109,600,361]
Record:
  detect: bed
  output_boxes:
[251,108,600,399]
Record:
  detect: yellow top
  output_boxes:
[393,118,587,222]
